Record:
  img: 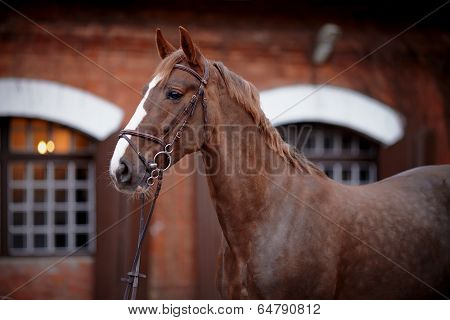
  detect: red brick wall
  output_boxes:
[148,156,198,299]
[0,257,93,299]
[0,3,448,299]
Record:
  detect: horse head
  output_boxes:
[110,27,217,193]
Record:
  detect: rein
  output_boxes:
[119,61,209,300]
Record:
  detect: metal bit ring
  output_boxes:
[153,151,172,171]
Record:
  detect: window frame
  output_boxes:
[277,122,380,185]
[0,117,96,257]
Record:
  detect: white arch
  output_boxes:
[0,78,124,140]
[260,84,405,146]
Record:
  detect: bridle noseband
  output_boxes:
[119,61,210,186]
[119,61,209,300]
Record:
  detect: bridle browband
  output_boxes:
[120,60,209,300]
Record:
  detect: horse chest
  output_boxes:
[218,235,338,299]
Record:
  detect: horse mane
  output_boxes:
[212,62,324,176]
[154,51,324,176]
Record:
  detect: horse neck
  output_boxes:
[200,92,298,252]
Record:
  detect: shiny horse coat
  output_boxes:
[110,27,450,299]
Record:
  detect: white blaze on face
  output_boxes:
[110,74,161,178]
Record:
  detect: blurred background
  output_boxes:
[0,0,449,299]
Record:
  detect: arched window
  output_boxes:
[277,123,378,184]
[1,117,96,256]
[261,84,405,185]
[260,84,404,146]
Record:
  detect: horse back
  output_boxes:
[334,165,450,299]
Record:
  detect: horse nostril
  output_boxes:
[116,160,132,184]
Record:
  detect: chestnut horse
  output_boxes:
[110,27,450,299]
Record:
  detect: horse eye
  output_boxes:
[167,90,183,100]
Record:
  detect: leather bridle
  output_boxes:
[119,61,209,187]
[120,60,209,300]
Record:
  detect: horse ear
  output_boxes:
[179,26,202,65]
[156,28,176,59]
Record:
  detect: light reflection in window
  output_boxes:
[9,118,93,154]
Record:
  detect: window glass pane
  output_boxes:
[55,234,67,248]
[76,189,88,202]
[32,120,48,154]
[305,135,315,150]
[324,135,334,150]
[34,189,47,202]
[11,118,27,127]
[76,211,88,225]
[342,134,352,151]
[12,234,27,249]
[10,119,27,152]
[10,118,94,155]
[53,127,71,154]
[54,211,67,225]
[359,168,369,182]
[54,164,67,180]
[76,165,88,181]
[74,132,90,151]
[12,189,26,203]
[33,163,47,180]
[11,162,26,180]
[342,168,351,182]
[33,211,47,225]
[34,234,47,248]
[323,166,333,179]
[76,233,89,248]
[359,138,372,152]
[55,189,67,202]
[13,211,26,226]
[10,130,27,151]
